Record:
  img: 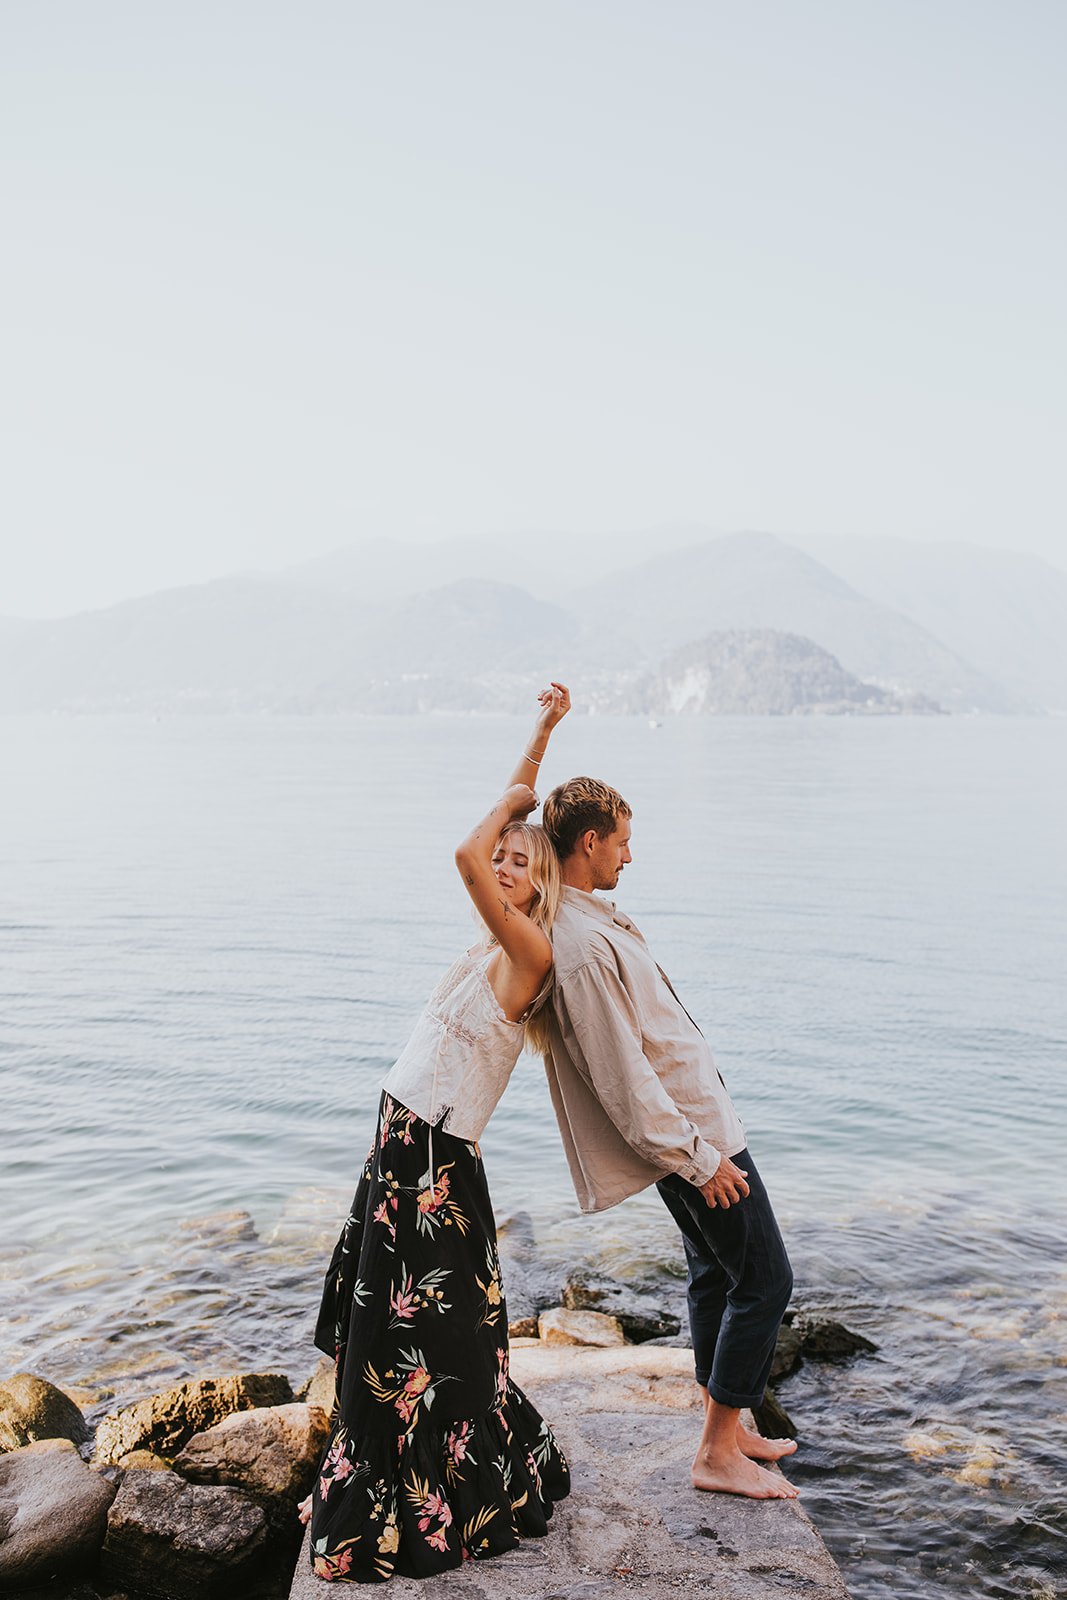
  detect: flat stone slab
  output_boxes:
[288,1345,849,1600]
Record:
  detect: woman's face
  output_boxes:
[491,832,536,915]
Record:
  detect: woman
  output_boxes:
[300,684,572,1583]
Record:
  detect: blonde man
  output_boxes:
[541,777,797,1501]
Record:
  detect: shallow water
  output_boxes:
[2,713,1065,1596]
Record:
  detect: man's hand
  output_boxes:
[699,1156,750,1209]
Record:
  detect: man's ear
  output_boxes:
[581,828,599,858]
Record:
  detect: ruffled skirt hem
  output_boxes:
[309,1377,569,1583]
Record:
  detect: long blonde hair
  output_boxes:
[474,820,560,1051]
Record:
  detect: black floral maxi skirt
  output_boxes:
[307,1091,570,1583]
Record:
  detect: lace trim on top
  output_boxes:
[424,948,522,1048]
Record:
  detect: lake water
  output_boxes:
[2,712,1065,1598]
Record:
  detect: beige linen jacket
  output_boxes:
[543,886,746,1213]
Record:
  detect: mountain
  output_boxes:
[0,578,611,714]
[0,578,363,712]
[618,630,943,716]
[0,528,1051,715]
[575,531,1023,712]
[791,535,1067,712]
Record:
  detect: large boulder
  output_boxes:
[538,1307,626,1347]
[561,1274,681,1343]
[100,1467,269,1599]
[173,1403,330,1506]
[92,1372,294,1466]
[0,1374,90,1454]
[0,1438,116,1588]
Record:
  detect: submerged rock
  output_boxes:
[539,1307,626,1347]
[797,1316,878,1363]
[561,1274,681,1344]
[0,1372,90,1454]
[0,1437,116,1588]
[92,1372,295,1465]
[100,1467,270,1599]
[173,1402,330,1507]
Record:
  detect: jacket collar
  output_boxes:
[561,885,617,923]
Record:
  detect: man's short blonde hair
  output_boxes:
[542,776,632,861]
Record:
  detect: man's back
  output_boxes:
[544,886,746,1212]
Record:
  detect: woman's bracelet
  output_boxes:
[524,747,543,765]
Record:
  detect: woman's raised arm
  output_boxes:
[505,682,570,790]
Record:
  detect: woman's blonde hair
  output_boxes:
[474,820,560,1052]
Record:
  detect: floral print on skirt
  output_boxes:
[308,1091,570,1582]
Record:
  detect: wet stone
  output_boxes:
[753,1386,798,1441]
[770,1322,805,1384]
[796,1316,877,1363]
[561,1274,682,1344]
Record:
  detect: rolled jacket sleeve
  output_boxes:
[559,956,721,1187]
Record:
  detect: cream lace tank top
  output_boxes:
[379,945,538,1144]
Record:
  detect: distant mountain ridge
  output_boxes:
[0,530,1061,715]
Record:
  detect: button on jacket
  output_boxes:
[544,886,747,1213]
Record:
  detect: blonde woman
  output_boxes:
[301,685,571,1582]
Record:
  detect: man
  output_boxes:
[540,776,797,1500]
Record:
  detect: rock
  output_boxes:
[797,1316,877,1363]
[508,1314,540,1339]
[0,1373,90,1454]
[561,1274,681,1343]
[100,1467,270,1599]
[495,1209,537,1251]
[173,1403,331,1505]
[770,1321,805,1383]
[0,1437,116,1588]
[753,1386,798,1441]
[111,1450,172,1472]
[295,1356,336,1419]
[538,1308,626,1347]
[173,1208,258,1247]
[641,1331,693,1349]
[92,1372,295,1466]
[502,1256,566,1337]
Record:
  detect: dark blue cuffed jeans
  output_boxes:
[657,1147,792,1410]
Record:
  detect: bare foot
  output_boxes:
[297,1493,313,1525]
[692,1449,799,1499]
[737,1421,798,1462]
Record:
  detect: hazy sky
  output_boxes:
[3,1,1065,617]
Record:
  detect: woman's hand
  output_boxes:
[502,783,539,821]
[536,681,571,730]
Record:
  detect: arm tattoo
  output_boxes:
[498,898,512,919]
[465,874,475,887]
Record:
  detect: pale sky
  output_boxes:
[2,0,1065,617]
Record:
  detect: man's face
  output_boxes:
[588,817,632,891]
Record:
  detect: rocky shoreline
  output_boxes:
[0,1212,876,1599]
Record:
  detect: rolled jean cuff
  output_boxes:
[706,1374,766,1411]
